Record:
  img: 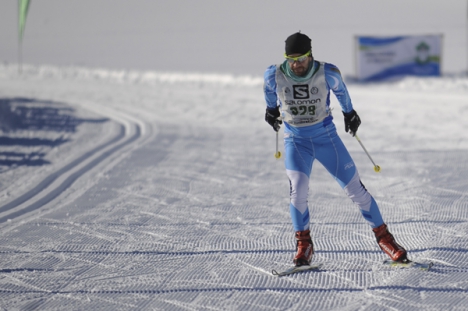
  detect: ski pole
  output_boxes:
[355,134,381,173]
[274,131,282,159]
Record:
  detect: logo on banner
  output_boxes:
[293,85,310,99]
[416,41,430,65]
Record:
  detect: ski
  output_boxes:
[272,263,323,276]
[383,259,433,270]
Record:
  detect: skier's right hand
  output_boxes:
[265,107,282,132]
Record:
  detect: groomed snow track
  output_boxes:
[0,102,145,223]
[1,65,468,310]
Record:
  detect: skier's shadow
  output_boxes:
[0,97,109,168]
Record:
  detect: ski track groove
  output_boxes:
[0,123,125,212]
[0,108,144,225]
[1,285,468,295]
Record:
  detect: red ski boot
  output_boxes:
[373,224,408,262]
[293,230,314,266]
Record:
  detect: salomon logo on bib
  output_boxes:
[293,85,310,99]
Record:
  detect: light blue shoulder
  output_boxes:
[324,63,342,78]
[264,65,277,80]
[264,65,278,92]
[323,63,344,90]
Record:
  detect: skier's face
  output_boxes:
[286,52,312,76]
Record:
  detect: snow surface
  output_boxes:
[1,63,468,310]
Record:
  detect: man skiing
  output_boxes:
[263,32,408,267]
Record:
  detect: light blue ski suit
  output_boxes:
[264,60,384,231]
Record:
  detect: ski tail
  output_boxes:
[272,263,323,276]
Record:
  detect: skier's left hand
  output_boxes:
[343,110,361,136]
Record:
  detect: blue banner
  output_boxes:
[356,35,442,81]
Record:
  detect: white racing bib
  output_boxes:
[276,63,330,127]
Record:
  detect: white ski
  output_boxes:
[383,259,433,270]
[272,263,323,276]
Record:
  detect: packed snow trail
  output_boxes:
[0,65,467,310]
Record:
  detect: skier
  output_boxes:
[263,32,408,267]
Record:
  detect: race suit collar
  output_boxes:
[280,60,318,83]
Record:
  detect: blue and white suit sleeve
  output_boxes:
[263,65,279,110]
[324,63,353,113]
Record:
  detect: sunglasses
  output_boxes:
[284,51,311,64]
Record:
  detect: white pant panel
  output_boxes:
[343,170,372,212]
[286,169,309,214]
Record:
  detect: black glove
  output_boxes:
[343,110,361,136]
[265,107,282,132]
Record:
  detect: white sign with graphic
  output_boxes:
[355,35,443,81]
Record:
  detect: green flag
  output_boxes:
[18,0,31,42]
